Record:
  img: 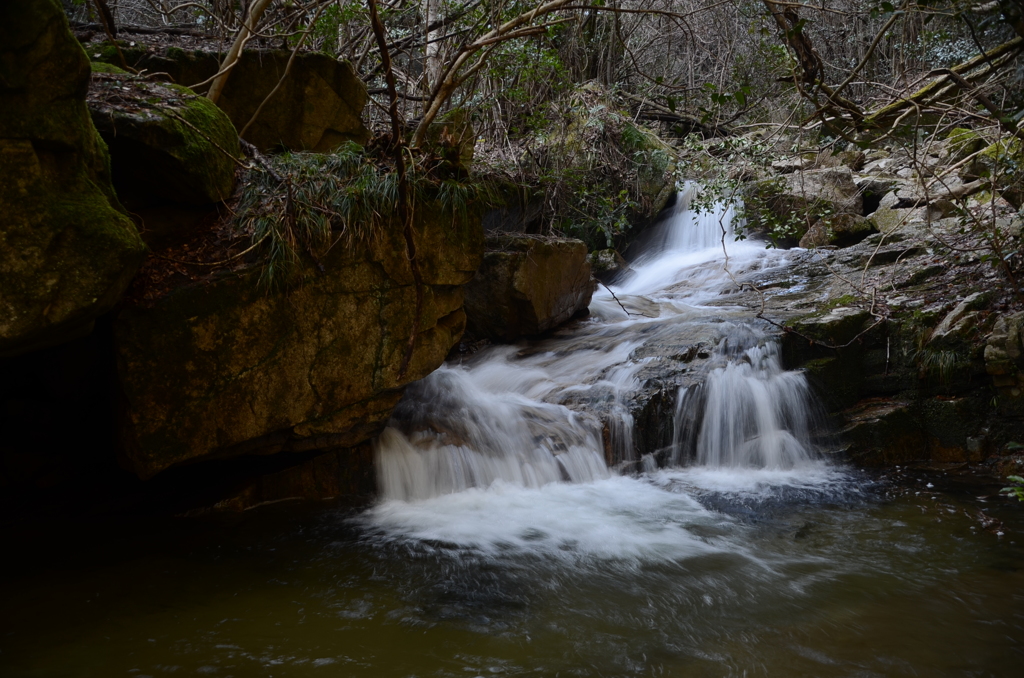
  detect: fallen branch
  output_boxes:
[598,280,656,318]
[862,36,1023,128]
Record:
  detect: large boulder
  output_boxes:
[98,47,369,153]
[88,62,240,248]
[88,63,239,207]
[0,0,147,357]
[115,201,483,479]
[798,213,876,248]
[464,235,594,341]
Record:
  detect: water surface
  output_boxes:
[2,471,1022,677]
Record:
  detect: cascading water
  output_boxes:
[669,328,820,470]
[374,182,823,506]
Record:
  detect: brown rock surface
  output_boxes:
[0,0,147,357]
[464,235,594,341]
[115,201,483,479]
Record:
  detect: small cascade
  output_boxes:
[636,181,737,256]
[375,184,825,503]
[375,366,610,502]
[670,328,820,469]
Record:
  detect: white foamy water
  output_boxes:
[651,463,851,498]
[692,341,818,469]
[370,183,836,552]
[364,475,733,561]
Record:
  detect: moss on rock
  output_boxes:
[0,0,147,357]
[95,46,369,153]
[88,69,240,207]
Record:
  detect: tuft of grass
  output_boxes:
[235,142,501,288]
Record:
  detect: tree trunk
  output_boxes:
[208,0,275,105]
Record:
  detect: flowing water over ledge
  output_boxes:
[3,188,1023,676]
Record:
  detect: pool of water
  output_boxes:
[3,467,1022,678]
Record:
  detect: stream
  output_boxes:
[2,187,1023,677]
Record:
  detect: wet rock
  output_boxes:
[115,202,483,479]
[799,213,876,249]
[588,248,631,284]
[464,235,594,341]
[0,0,147,357]
[841,399,928,466]
[212,443,376,511]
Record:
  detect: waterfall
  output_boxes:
[375,186,822,502]
[375,363,611,503]
[670,331,819,469]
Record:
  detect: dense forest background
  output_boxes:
[62,0,1024,249]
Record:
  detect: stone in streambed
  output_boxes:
[463,235,595,341]
[588,248,631,284]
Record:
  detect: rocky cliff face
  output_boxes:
[115,202,483,479]
[755,137,1024,468]
[0,0,147,357]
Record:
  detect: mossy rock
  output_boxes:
[968,137,1023,207]
[744,168,864,246]
[89,61,129,75]
[88,67,240,207]
[799,213,876,248]
[945,127,986,162]
[94,46,369,153]
[622,122,679,214]
[791,306,872,346]
[0,0,147,357]
[588,248,630,284]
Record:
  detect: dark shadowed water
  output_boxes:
[1,471,1023,677]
